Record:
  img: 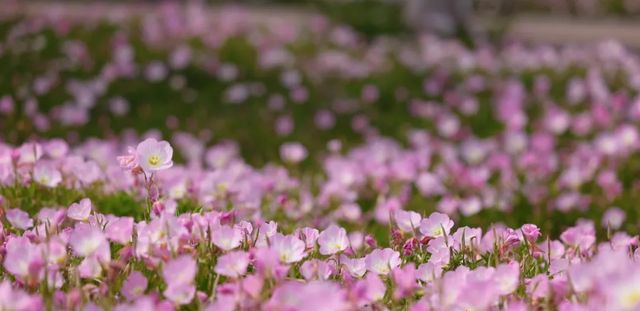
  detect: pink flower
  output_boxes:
[253,247,289,279]
[36,208,65,227]
[265,281,349,311]
[211,225,243,251]
[602,207,626,230]
[527,274,550,301]
[68,224,110,262]
[560,222,596,253]
[45,237,67,265]
[135,138,173,174]
[117,146,138,170]
[493,262,520,295]
[78,256,102,279]
[365,248,401,275]
[33,161,62,187]
[271,233,306,264]
[351,273,386,307]
[317,225,349,255]
[162,255,197,286]
[3,237,44,282]
[17,142,42,164]
[603,268,640,310]
[6,208,33,230]
[394,210,421,233]
[297,227,320,249]
[163,255,197,305]
[164,284,196,306]
[105,216,134,244]
[121,271,148,301]
[44,139,69,159]
[67,198,92,222]
[0,281,43,310]
[452,226,483,248]
[520,224,541,242]
[341,255,366,278]
[427,236,451,266]
[300,259,335,281]
[242,275,264,299]
[416,172,445,197]
[416,262,442,283]
[392,263,417,299]
[214,251,250,278]
[280,142,308,163]
[420,212,454,237]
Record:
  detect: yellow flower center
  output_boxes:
[432,227,443,236]
[148,155,160,166]
[623,290,640,308]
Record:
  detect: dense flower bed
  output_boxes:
[1,4,640,310]
[1,137,639,310]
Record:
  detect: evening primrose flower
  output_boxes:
[317,225,349,255]
[162,254,197,289]
[214,251,250,278]
[211,225,243,251]
[105,216,134,244]
[420,212,454,238]
[68,224,110,262]
[365,248,401,275]
[3,237,44,282]
[602,207,626,230]
[117,146,138,170]
[135,138,173,174]
[605,269,640,310]
[351,273,386,307]
[121,271,148,301]
[280,142,308,163]
[271,233,306,264]
[67,198,92,222]
[6,208,33,230]
[341,255,366,278]
[265,281,349,311]
[33,161,62,187]
[0,280,43,310]
[394,210,421,233]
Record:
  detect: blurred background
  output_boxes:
[2,0,639,164]
[2,0,640,233]
[6,0,640,45]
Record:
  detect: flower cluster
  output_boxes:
[0,139,637,309]
[1,186,639,310]
[0,3,640,310]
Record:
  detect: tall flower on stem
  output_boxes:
[119,138,173,219]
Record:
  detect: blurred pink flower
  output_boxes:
[271,233,306,264]
[33,161,62,187]
[420,212,454,237]
[69,224,110,262]
[365,248,401,275]
[394,210,421,233]
[67,198,92,222]
[265,281,349,311]
[6,208,34,230]
[211,225,243,251]
[214,251,250,278]
[3,237,44,282]
[280,142,307,164]
[162,255,197,305]
[121,271,148,301]
[318,225,349,255]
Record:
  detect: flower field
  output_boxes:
[1,4,640,310]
